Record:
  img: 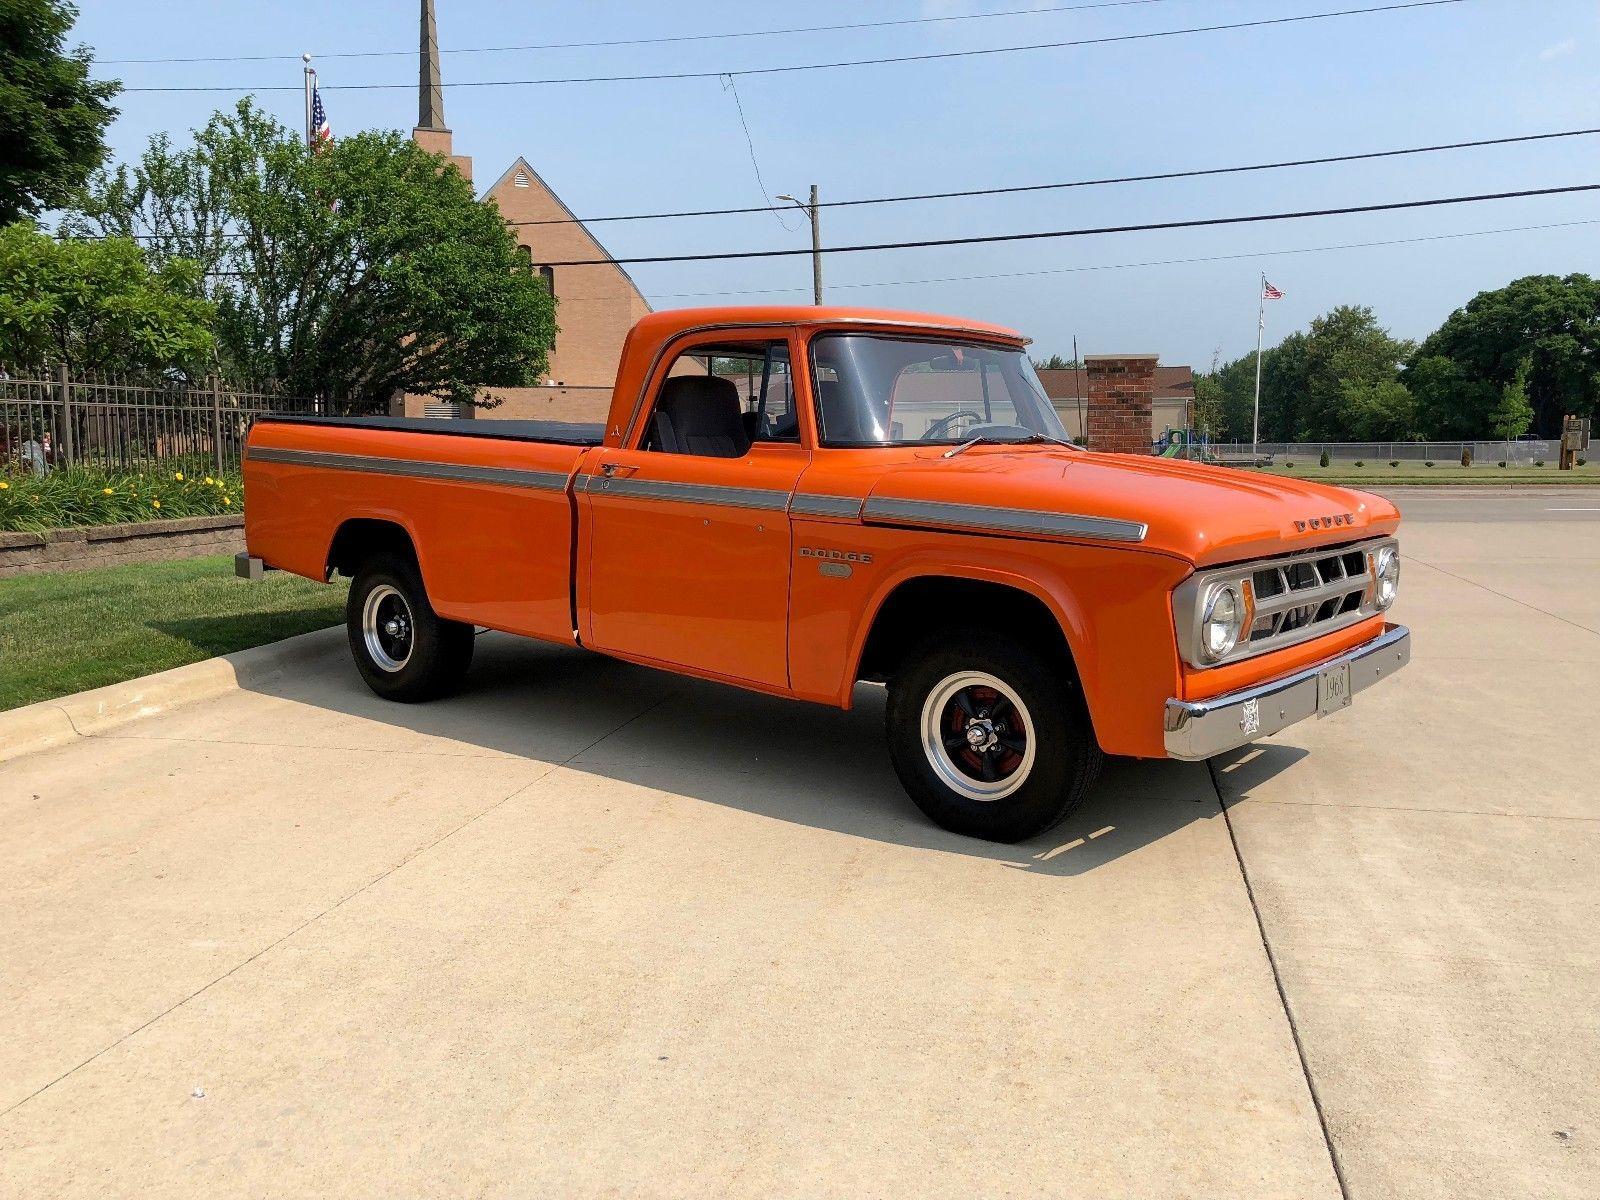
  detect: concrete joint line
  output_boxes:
[1402,553,1600,638]
[1207,760,1353,1200]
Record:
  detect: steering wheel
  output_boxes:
[921,410,985,440]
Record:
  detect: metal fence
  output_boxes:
[0,366,322,476]
[1206,439,1564,465]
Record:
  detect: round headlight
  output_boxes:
[1375,546,1400,610]
[1201,585,1243,662]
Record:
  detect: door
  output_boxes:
[581,334,808,689]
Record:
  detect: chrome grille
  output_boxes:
[1173,535,1394,670]
[1248,548,1371,646]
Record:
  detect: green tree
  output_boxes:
[1404,355,1497,438]
[0,221,213,373]
[1191,373,1223,436]
[1293,305,1414,440]
[66,101,556,412]
[0,1,119,225]
[1488,355,1535,441]
[1203,306,1414,442]
[1338,377,1418,441]
[1413,274,1600,436]
[1031,354,1079,371]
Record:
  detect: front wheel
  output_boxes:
[886,629,1101,842]
[346,553,475,702]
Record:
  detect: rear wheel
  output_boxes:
[886,628,1101,842]
[346,553,474,702]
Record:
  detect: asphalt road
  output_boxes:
[2,488,1595,1198]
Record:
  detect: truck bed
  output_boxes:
[245,412,598,645]
[255,414,605,447]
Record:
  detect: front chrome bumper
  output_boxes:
[1163,624,1410,761]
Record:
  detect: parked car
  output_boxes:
[240,306,1408,842]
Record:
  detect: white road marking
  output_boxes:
[1545,507,1600,512]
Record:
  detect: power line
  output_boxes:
[97,0,1180,65]
[508,126,1600,227]
[115,1,1468,93]
[73,124,1598,242]
[629,218,1600,300]
[537,182,1600,266]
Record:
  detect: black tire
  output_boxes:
[345,552,474,702]
[885,628,1102,843]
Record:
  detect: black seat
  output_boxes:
[651,376,750,458]
[814,378,866,443]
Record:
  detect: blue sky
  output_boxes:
[73,0,1600,368]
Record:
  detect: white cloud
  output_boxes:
[1539,37,1578,61]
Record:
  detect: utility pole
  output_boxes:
[778,186,823,304]
[302,54,315,149]
[807,183,822,305]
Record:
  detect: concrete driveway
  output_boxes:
[2,490,1595,1198]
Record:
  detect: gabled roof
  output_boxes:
[1036,365,1194,402]
[482,157,650,310]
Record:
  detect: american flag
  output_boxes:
[311,82,333,149]
[1262,279,1284,301]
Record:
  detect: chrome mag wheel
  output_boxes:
[362,583,414,673]
[919,670,1037,802]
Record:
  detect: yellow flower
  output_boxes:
[152,499,161,509]
[204,476,214,485]
[223,496,232,506]
[174,472,184,481]
[103,487,114,495]
[0,480,9,490]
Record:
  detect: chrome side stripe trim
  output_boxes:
[789,493,863,519]
[590,475,792,512]
[246,446,569,492]
[861,496,1147,543]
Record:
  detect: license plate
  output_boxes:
[1316,662,1352,717]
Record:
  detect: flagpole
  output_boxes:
[1251,272,1266,461]
[302,55,315,150]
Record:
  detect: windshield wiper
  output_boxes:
[942,432,1077,459]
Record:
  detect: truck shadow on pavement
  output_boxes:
[226,630,1306,877]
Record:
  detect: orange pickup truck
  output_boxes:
[240,305,1408,842]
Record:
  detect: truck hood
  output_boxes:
[862,448,1400,566]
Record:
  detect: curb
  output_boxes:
[0,626,345,766]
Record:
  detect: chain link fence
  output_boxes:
[0,366,323,476]
[1206,439,1563,465]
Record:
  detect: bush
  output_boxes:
[1388,460,1399,467]
[1354,459,1365,467]
[0,464,241,533]
[1581,457,1589,467]
[1284,460,1295,469]
[1461,447,1473,467]
[1425,460,1435,467]
[1534,460,1545,467]
[1498,461,1508,468]
[1319,449,1330,468]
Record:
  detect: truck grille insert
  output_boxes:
[1248,549,1370,644]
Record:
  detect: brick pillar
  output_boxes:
[1084,354,1157,454]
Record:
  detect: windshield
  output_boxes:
[810,333,1071,447]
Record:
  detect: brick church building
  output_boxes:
[395,0,651,423]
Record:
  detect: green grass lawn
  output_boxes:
[1250,461,1599,486]
[0,554,348,711]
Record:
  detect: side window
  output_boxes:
[644,341,799,457]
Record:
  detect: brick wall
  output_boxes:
[0,515,244,578]
[1084,354,1158,454]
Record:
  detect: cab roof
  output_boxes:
[632,305,1029,347]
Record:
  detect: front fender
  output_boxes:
[786,521,1190,757]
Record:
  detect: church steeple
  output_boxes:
[411,0,471,180]
[417,0,447,132]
